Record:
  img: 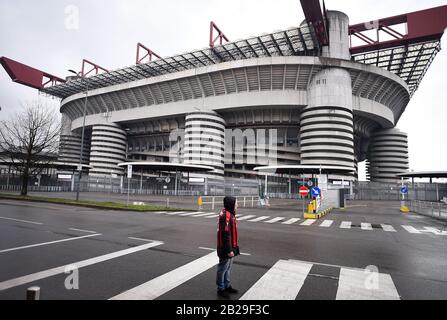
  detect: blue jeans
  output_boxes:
[216,258,233,290]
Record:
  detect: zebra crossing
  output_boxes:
[110,252,401,300]
[154,211,447,237]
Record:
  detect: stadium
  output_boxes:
[1,1,446,195]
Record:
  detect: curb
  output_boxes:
[304,207,333,219]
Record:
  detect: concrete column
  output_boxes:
[89,123,127,177]
[300,67,355,170]
[183,111,226,192]
[367,128,409,183]
[300,10,355,181]
[58,114,91,165]
[322,11,351,60]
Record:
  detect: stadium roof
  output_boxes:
[351,40,441,97]
[40,25,320,99]
[397,171,447,179]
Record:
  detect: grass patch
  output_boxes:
[0,193,189,212]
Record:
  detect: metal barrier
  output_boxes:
[409,200,447,220]
[200,196,260,210]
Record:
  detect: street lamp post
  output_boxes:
[68,70,89,201]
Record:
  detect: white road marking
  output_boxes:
[300,219,316,226]
[282,218,300,225]
[336,268,400,300]
[422,227,447,236]
[402,225,422,234]
[153,211,168,214]
[340,221,352,229]
[237,215,257,221]
[0,234,101,254]
[361,223,373,231]
[0,240,164,291]
[68,228,97,234]
[381,224,396,232]
[319,220,333,228]
[205,214,220,219]
[180,212,204,216]
[110,251,218,300]
[165,211,186,215]
[198,247,251,256]
[128,237,161,243]
[0,216,43,225]
[240,260,313,300]
[264,217,285,224]
[191,212,217,218]
[248,216,271,222]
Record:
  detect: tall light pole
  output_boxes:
[68,69,89,201]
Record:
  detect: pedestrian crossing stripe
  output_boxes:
[336,268,400,300]
[240,260,312,300]
[237,215,257,221]
[340,221,352,229]
[110,252,218,300]
[191,212,217,218]
[381,224,396,232]
[180,212,204,216]
[361,223,373,231]
[401,225,421,234]
[300,219,316,226]
[282,218,300,225]
[108,254,401,301]
[264,217,285,224]
[248,216,271,222]
[156,212,444,236]
[319,220,333,227]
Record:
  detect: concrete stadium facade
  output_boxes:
[56,11,410,188]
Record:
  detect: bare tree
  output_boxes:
[0,101,60,196]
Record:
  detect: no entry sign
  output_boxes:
[299,186,309,197]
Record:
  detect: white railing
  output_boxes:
[410,200,447,220]
[200,196,260,210]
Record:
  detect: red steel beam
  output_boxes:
[81,59,108,77]
[350,5,447,54]
[299,0,329,46]
[209,21,229,48]
[136,43,161,64]
[0,56,65,90]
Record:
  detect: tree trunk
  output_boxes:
[21,173,28,196]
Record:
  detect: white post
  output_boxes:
[289,173,292,196]
[27,287,40,300]
[212,196,215,210]
[71,171,75,192]
[140,169,143,194]
[174,170,178,196]
[264,175,268,197]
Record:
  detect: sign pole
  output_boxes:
[127,165,132,206]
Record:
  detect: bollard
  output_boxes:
[166,198,170,208]
[243,197,246,208]
[26,287,40,300]
[252,196,254,208]
[212,197,215,210]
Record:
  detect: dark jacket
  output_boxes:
[217,208,240,259]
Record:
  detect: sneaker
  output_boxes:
[225,286,239,294]
[217,289,230,298]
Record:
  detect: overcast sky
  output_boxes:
[1,0,446,181]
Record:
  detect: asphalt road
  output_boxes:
[0,198,446,300]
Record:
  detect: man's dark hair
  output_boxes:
[223,196,236,214]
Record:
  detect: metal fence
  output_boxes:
[354,181,447,201]
[409,200,447,220]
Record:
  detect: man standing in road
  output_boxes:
[216,196,240,298]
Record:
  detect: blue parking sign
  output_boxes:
[311,187,321,197]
